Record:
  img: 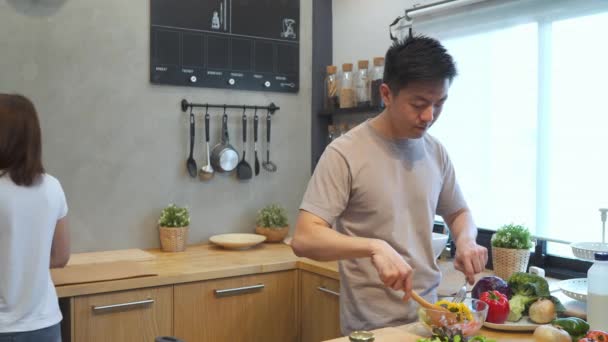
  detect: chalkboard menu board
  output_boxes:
[150,0,300,93]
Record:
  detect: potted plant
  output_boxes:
[158,204,190,252]
[491,223,534,279]
[255,204,289,242]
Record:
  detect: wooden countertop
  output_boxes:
[55,242,338,298]
[326,322,535,342]
[54,242,586,323]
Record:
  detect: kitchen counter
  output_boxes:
[325,322,535,342]
[55,242,337,298]
[55,242,586,319]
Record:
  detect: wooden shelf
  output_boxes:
[318,105,383,116]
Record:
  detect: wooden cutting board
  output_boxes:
[67,248,156,266]
[325,327,422,342]
[52,261,157,286]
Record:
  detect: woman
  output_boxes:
[0,94,70,342]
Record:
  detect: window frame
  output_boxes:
[434,222,591,279]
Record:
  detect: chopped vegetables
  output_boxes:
[416,327,496,342]
[435,300,474,322]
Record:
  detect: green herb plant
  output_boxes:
[491,224,534,250]
[158,204,190,228]
[256,204,288,229]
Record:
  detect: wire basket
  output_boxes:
[492,247,530,280]
[570,242,608,261]
[159,226,189,252]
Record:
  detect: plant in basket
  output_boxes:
[158,204,190,252]
[255,204,289,242]
[491,224,534,280]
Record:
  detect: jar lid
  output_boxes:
[358,60,369,69]
[373,57,385,66]
[342,63,353,72]
[349,331,375,342]
[595,252,608,261]
[326,65,337,74]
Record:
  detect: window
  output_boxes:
[413,0,608,257]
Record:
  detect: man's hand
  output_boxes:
[369,239,413,301]
[454,239,488,285]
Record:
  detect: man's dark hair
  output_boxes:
[383,34,457,93]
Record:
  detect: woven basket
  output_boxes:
[255,225,289,243]
[492,247,530,280]
[159,226,188,252]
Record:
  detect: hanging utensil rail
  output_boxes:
[181,99,280,114]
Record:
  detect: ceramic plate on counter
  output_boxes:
[483,317,539,331]
[209,233,266,250]
[559,278,587,302]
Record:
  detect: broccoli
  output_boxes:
[508,272,550,297]
[506,272,556,322]
[507,294,534,322]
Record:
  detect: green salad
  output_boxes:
[416,327,496,342]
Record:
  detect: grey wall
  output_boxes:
[0,0,312,252]
[332,0,410,66]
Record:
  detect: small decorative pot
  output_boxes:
[159,226,189,252]
[255,225,289,243]
[492,247,530,280]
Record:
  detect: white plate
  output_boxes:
[559,278,587,302]
[483,317,540,332]
[209,233,266,250]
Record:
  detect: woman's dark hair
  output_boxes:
[384,34,457,93]
[0,94,45,186]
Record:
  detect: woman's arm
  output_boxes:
[50,217,70,268]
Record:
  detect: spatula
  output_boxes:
[410,291,449,312]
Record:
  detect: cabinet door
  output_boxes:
[174,270,298,342]
[74,286,173,342]
[300,270,341,342]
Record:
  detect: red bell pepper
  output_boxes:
[579,330,608,342]
[479,290,510,324]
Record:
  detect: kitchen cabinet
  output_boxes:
[174,270,298,341]
[300,270,341,342]
[73,286,173,342]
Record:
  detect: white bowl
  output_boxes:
[570,242,608,261]
[432,232,449,258]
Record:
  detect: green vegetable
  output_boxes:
[507,294,532,322]
[506,272,564,322]
[415,327,496,342]
[552,317,590,341]
[508,272,550,297]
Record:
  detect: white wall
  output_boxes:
[332,0,417,66]
[0,1,312,252]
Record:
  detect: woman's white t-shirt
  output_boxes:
[0,173,68,332]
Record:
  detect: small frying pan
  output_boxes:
[210,107,239,173]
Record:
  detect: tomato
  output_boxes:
[582,330,608,342]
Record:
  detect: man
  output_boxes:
[291,35,488,334]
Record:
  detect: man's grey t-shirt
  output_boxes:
[300,121,467,334]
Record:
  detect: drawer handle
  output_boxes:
[214,284,265,297]
[317,286,340,297]
[92,298,154,311]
